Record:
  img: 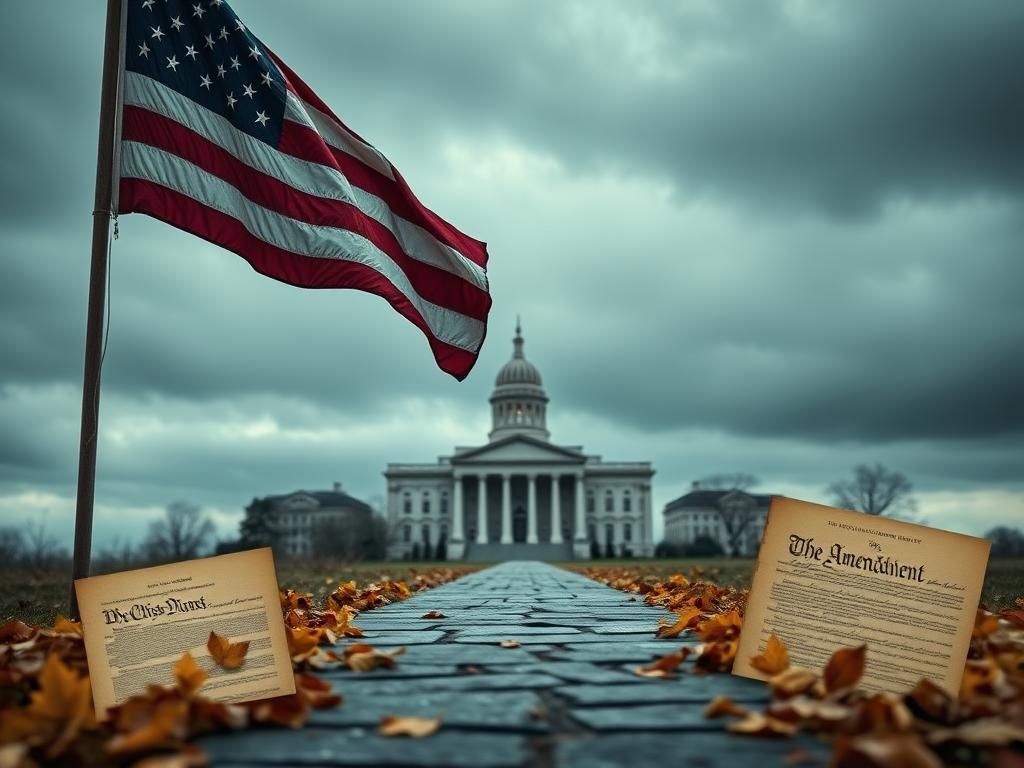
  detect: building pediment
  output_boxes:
[452,435,585,466]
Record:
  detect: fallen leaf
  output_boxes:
[704,695,750,719]
[51,616,84,637]
[655,606,701,638]
[727,712,798,738]
[833,733,943,768]
[377,715,441,738]
[421,610,447,619]
[823,644,866,693]
[0,619,37,644]
[770,668,821,699]
[344,644,406,672]
[173,652,207,698]
[849,693,915,734]
[500,639,521,648]
[207,631,250,670]
[107,694,189,756]
[28,653,97,758]
[285,626,324,658]
[751,634,790,675]
[697,610,743,642]
[927,719,1024,748]
[633,648,690,678]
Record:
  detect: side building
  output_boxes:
[662,483,771,556]
[242,482,375,558]
[384,323,655,562]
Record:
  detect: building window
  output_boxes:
[440,524,448,540]
[422,492,431,515]
[605,523,614,544]
[421,524,431,545]
[403,525,411,542]
[624,522,632,542]
[623,490,632,512]
[604,490,614,512]
[403,492,412,514]
[587,522,596,542]
[440,492,449,515]
[586,491,595,513]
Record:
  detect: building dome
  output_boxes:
[489,320,549,442]
[495,333,543,387]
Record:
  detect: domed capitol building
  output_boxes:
[385,323,655,561]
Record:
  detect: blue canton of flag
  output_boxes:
[126,0,286,146]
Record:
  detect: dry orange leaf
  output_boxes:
[697,610,743,642]
[500,639,521,648]
[633,648,690,679]
[769,668,820,699]
[344,644,406,672]
[727,712,798,738]
[51,616,84,637]
[823,644,866,693]
[377,715,441,738]
[207,631,250,671]
[655,606,701,639]
[750,634,790,675]
[704,695,750,719]
[106,695,189,756]
[173,652,207,698]
[421,610,447,619]
[286,626,324,658]
[27,653,97,758]
[834,734,943,768]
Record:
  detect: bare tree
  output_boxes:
[700,474,761,557]
[0,526,24,569]
[985,526,1024,557]
[23,519,64,570]
[828,464,916,518]
[144,501,216,563]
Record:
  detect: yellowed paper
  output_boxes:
[733,497,990,695]
[75,547,295,718]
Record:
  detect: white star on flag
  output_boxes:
[200,74,213,89]
[170,16,184,31]
[138,41,150,57]
[225,92,237,109]
[166,55,179,72]
[150,26,164,41]
[254,110,270,127]
[185,45,198,60]
[192,4,205,18]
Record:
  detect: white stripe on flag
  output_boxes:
[284,92,396,181]
[122,72,488,292]
[120,140,485,353]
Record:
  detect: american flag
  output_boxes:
[119,0,491,380]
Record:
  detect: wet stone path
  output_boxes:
[201,562,829,767]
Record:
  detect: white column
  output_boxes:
[574,474,586,541]
[550,475,563,543]
[500,473,512,544]
[451,476,464,542]
[476,474,487,543]
[526,473,538,544]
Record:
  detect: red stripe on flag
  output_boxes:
[269,51,489,269]
[122,106,491,321]
[119,177,480,380]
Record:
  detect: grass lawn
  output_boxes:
[2,557,1021,627]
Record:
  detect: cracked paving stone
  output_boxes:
[569,703,720,731]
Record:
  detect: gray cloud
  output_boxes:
[0,1,1020,549]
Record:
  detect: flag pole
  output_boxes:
[69,0,124,619]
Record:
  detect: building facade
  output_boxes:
[662,483,771,556]
[244,482,374,558]
[385,324,655,561]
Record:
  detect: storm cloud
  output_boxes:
[0,0,1020,548]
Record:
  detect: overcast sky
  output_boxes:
[1,0,1021,554]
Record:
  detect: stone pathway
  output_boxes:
[201,562,829,767]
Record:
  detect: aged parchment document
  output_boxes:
[76,547,295,718]
[734,497,990,695]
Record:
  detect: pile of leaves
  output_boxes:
[0,566,468,766]
[582,566,748,671]
[586,566,1024,766]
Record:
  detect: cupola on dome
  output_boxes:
[489,320,549,443]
